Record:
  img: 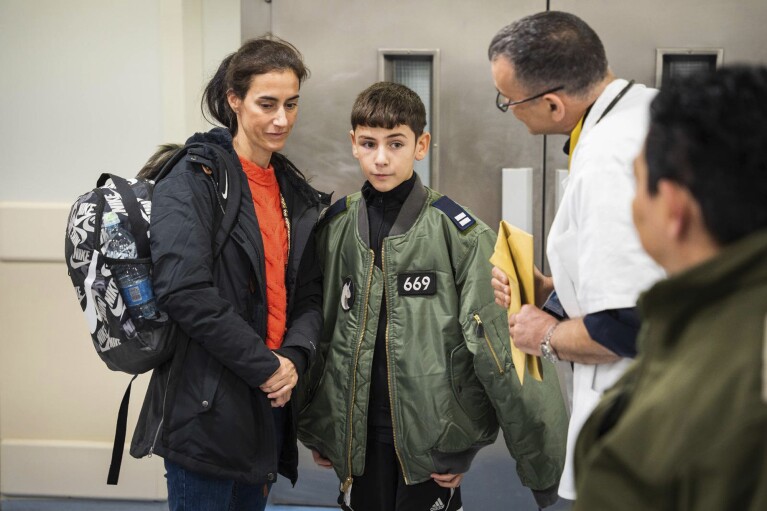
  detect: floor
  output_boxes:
[0,494,571,510]
[1,437,574,510]
[0,500,328,511]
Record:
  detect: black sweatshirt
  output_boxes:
[361,173,416,444]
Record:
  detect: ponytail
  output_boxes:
[202,53,238,134]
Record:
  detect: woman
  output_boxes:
[130,37,328,511]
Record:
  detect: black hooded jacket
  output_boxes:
[130,128,329,485]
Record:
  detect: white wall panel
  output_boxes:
[0,0,164,203]
[501,168,534,234]
[1,440,166,500]
[0,0,240,500]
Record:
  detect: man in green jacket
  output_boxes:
[574,66,767,510]
[298,82,568,510]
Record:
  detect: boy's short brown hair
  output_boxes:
[351,82,427,138]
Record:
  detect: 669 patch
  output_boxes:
[397,272,436,296]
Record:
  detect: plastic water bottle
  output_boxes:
[102,211,158,321]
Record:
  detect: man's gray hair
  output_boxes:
[488,11,608,97]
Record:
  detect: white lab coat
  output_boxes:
[547,79,666,500]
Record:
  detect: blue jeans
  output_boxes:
[165,459,271,511]
[165,407,285,511]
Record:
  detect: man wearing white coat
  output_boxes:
[488,11,665,500]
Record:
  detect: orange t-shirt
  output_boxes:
[239,157,288,350]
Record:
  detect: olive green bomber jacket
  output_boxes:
[298,177,567,498]
[574,229,767,510]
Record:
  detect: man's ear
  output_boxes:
[544,94,566,123]
[414,132,431,161]
[658,179,693,241]
[349,129,360,159]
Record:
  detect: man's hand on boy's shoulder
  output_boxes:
[431,472,463,488]
[311,449,333,469]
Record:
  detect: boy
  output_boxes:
[298,82,567,510]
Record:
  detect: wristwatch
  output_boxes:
[540,323,560,364]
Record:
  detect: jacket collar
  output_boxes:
[361,173,416,208]
[186,127,236,156]
[639,228,767,344]
[357,173,428,247]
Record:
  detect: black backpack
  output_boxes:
[64,142,242,484]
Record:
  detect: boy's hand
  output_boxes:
[431,472,463,488]
[491,266,511,308]
[311,449,333,469]
[260,354,297,407]
[494,265,555,309]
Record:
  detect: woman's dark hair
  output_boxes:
[202,36,309,134]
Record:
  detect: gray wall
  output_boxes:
[246,0,767,268]
[260,0,544,233]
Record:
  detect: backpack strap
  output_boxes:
[150,142,242,260]
[107,374,137,485]
[152,145,192,183]
[184,143,242,259]
[106,333,190,486]
[96,173,151,258]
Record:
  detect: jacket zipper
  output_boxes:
[473,313,505,375]
[382,243,410,484]
[148,364,173,456]
[341,251,376,493]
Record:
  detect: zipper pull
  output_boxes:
[341,477,353,505]
[473,313,484,338]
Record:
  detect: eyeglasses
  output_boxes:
[496,85,564,112]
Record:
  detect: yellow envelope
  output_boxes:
[489,220,544,383]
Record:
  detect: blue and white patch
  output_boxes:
[431,196,476,232]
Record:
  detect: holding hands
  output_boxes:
[260,353,298,407]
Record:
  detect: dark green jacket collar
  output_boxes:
[638,228,767,346]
